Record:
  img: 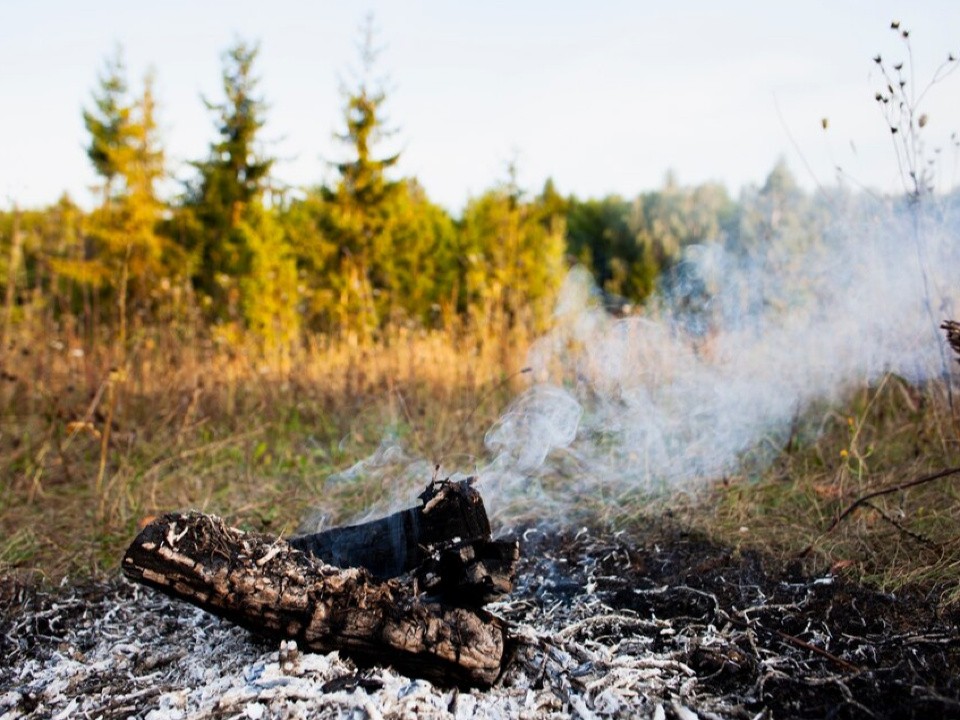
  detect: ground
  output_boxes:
[2,519,959,719]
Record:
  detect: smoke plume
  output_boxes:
[313,195,960,526]
[476,196,960,516]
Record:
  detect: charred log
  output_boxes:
[122,511,510,687]
[287,479,492,580]
[417,539,521,606]
[288,479,518,606]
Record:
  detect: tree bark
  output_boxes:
[123,509,513,687]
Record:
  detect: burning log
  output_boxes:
[122,480,518,687]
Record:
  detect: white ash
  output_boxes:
[18,522,955,719]
[1,533,753,720]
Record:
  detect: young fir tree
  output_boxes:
[68,49,129,300]
[186,42,271,303]
[288,17,459,336]
[322,19,402,335]
[80,52,167,342]
[186,40,297,350]
[83,48,129,203]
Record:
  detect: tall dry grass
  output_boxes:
[0,315,533,578]
[4,312,960,603]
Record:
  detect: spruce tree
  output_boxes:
[83,48,129,202]
[323,18,402,335]
[288,18,459,334]
[186,40,298,351]
[187,40,273,311]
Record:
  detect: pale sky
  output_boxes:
[2,1,959,212]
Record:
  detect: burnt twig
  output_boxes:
[770,627,861,673]
[862,500,940,550]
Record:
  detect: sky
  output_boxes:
[1,1,959,213]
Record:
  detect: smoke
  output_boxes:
[313,195,960,525]
[484,385,582,474]
[475,196,960,515]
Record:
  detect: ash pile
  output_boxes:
[3,519,960,719]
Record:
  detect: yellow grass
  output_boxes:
[0,319,531,578]
[3,319,960,604]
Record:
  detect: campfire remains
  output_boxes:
[121,479,519,687]
[8,522,960,718]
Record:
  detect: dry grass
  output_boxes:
[3,320,960,603]
[0,320,531,579]
[679,374,960,603]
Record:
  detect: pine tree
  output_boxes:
[321,17,402,335]
[83,48,129,202]
[109,73,167,340]
[186,40,274,312]
[185,40,298,349]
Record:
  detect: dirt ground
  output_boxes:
[2,520,959,719]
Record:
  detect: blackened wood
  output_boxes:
[417,539,520,606]
[287,479,492,580]
[122,511,508,687]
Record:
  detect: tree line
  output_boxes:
[0,36,858,354]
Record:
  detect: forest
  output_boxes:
[1,38,893,356]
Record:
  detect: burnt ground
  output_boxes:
[509,522,960,719]
[1,521,959,719]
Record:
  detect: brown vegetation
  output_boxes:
[0,320,531,579]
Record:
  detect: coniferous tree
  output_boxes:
[185,40,298,350]
[83,48,129,202]
[186,41,273,311]
[287,18,466,335]
[109,73,167,339]
[458,172,566,331]
[379,180,458,327]
[78,47,130,303]
[565,195,655,302]
[322,18,401,335]
[80,52,168,341]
